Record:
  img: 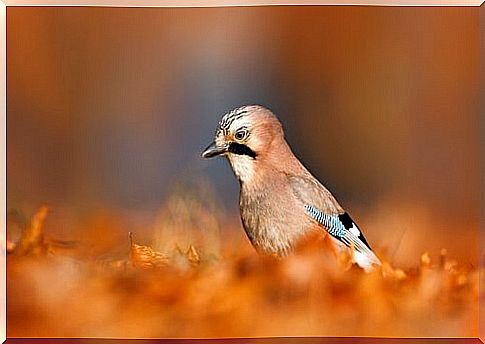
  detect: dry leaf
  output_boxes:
[15,206,49,256]
[6,239,16,254]
[393,268,407,280]
[420,251,431,267]
[186,245,200,266]
[129,232,169,269]
[381,262,407,280]
[175,244,201,267]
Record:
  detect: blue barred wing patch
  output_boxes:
[303,205,348,238]
[304,204,374,252]
[304,204,381,269]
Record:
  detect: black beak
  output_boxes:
[201,142,228,158]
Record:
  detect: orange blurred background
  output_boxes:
[7,6,480,267]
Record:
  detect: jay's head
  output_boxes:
[202,105,286,182]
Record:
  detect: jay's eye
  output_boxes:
[234,129,248,141]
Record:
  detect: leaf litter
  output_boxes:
[6,199,481,338]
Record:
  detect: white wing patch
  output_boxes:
[303,204,381,271]
[349,223,360,237]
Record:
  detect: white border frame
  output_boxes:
[0,2,482,343]
[1,0,6,342]
[1,0,484,6]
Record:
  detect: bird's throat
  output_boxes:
[227,154,257,184]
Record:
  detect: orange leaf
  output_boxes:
[129,232,169,269]
[186,245,200,266]
[15,206,49,256]
[6,239,16,254]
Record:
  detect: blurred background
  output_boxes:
[7,6,479,267]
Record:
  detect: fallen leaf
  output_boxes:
[129,232,169,269]
[420,251,431,267]
[186,245,200,266]
[6,239,16,254]
[15,206,49,256]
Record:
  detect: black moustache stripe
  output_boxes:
[228,143,257,159]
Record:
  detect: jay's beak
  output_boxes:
[201,141,228,158]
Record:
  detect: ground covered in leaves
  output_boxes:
[6,202,480,338]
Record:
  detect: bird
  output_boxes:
[201,105,381,271]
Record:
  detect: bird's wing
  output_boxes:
[303,205,380,268]
[287,174,343,214]
[287,175,381,270]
